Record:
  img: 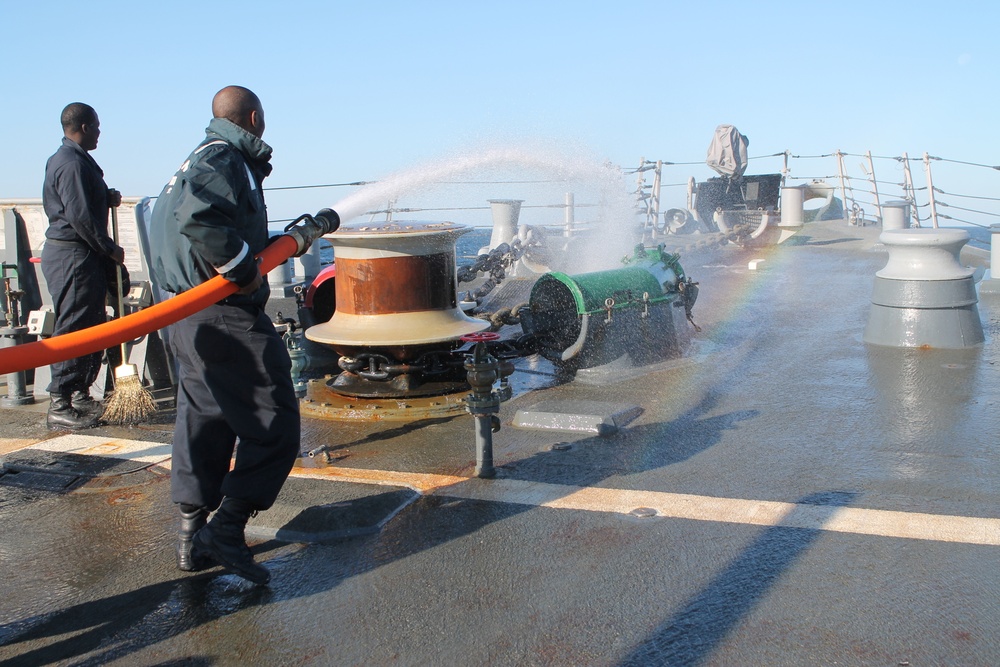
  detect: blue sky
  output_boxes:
[2,1,997,228]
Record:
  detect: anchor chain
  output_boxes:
[338,350,465,382]
[457,239,526,284]
[458,239,527,302]
[652,231,731,257]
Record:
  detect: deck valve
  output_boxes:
[462,332,514,478]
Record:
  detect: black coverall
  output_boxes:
[41,137,121,395]
[150,118,299,511]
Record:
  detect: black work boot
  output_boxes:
[47,393,99,430]
[176,505,211,572]
[70,390,104,418]
[193,498,270,585]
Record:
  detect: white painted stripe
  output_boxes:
[194,140,227,155]
[5,435,998,546]
[215,241,249,274]
[244,162,257,191]
[291,467,1000,546]
[28,434,171,465]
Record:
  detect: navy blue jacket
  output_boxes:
[42,137,119,259]
[150,118,273,307]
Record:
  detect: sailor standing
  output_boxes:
[41,103,126,430]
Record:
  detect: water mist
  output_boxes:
[327,142,639,272]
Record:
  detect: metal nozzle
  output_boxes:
[284,209,342,257]
[314,208,341,235]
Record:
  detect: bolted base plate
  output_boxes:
[330,370,469,399]
[301,376,470,422]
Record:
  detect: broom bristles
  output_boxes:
[102,364,156,424]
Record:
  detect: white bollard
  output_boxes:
[990,224,1000,279]
[268,258,292,287]
[976,224,1000,294]
[267,234,294,292]
[882,200,910,230]
[779,185,805,228]
[294,241,323,286]
[481,199,523,254]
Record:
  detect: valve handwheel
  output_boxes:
[461,332,500,343]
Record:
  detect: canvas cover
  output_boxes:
[706,124,749,179]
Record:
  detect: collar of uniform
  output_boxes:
[61,137,104,176]
[204,118,273,178]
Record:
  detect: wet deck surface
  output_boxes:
[2,219,1000,666]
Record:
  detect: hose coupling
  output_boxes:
[284,208,341,257]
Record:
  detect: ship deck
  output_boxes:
[2,218,999,666]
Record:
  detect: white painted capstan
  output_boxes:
[876,228,974,281]
[864,228,984,348]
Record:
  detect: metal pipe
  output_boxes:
[651,161,662,229]
[0,326,32,406]
[473,413,494,478]
[462,332,505,479]
[563,192,574,235]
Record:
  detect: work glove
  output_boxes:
[105,260,130,308]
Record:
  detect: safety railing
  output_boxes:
[630,150,1000,233]
[253,150,1000,238]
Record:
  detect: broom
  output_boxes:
[101,205,156,425]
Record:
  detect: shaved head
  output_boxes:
[212,86,265,138]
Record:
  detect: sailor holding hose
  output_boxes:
[150,86,307,585]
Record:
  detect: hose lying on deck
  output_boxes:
[0,208,340,376]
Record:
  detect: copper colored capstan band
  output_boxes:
[335,254,457,315]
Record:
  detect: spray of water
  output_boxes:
[328,140,638,270]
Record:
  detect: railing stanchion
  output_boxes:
[924,152,940,229]
[866,151,882,225]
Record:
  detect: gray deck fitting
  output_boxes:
[246,477,419,543]
[511,399,642,435]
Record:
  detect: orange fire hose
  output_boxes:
[0,235,298,376]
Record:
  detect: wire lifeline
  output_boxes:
[934,188,1000,202]
[931,156,1000,170]
[936,200,1000,218]
[265,181,373,191]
